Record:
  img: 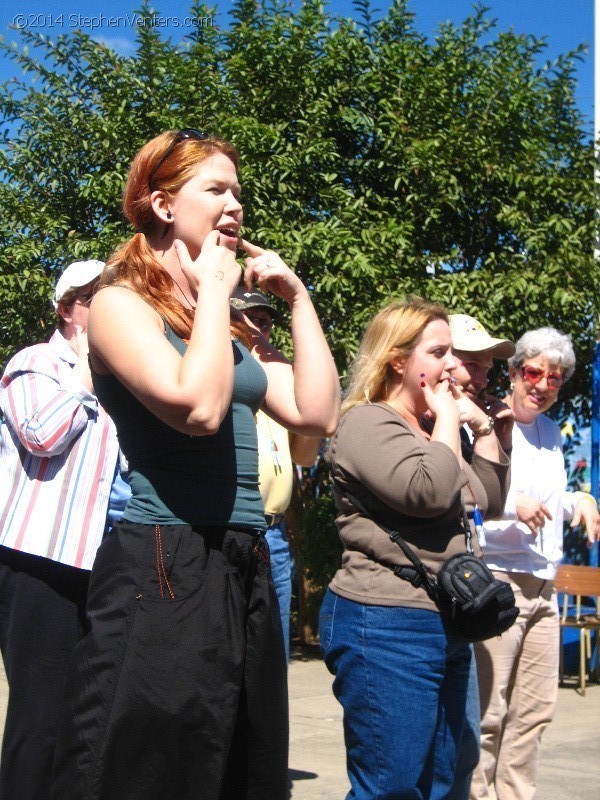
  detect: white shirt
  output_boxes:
[483,413,579,580]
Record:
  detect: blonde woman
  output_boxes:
[319,298,510,799]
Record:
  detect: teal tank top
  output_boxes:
[92,324,268,529]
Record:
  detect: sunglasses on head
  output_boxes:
[148,129,209,190]
[520,365,563,389]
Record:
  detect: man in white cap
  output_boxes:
[0,261,125,800]
[448,313,515,800]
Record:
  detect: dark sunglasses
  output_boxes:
[520,365,563,389]
[148,129,209,190]
[246,313,274,333]
[74,291,94,308]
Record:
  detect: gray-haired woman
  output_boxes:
[470,327,600,800]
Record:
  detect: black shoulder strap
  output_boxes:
[339,485,439,602]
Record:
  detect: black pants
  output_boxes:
[0,546,89,800]
[51,522,289,800]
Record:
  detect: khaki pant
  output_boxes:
[470,572,559,800]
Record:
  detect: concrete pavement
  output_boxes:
[0,647,597,798]
[288,645,600,800]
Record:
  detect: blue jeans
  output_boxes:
[265,520,292,662]
[319,590,475,800]
[451,647,480,800]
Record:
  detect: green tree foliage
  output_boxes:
[0,1,596,384]
[1,1,596,631]
[288,452,343,636]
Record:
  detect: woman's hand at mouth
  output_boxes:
[174,231,241,297]
[239,239,307,305]
[421,376,460,426]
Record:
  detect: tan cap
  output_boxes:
[449,314,515,359]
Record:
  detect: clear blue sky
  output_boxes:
[0,0,593,131]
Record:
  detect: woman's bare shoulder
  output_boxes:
[92,284,163,325]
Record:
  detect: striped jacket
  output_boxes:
[0,330,119,570]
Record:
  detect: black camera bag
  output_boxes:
[339,487,518,643]
[434,553,519,641]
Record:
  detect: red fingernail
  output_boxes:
[420,381,426,387]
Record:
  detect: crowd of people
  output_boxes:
[0,128,598,800]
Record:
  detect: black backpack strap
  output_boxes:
[339,485,439,602]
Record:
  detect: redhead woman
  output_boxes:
[51,129,340,800]
[319,298,510,800]
[470,327,600,800]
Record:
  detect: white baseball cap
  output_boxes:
[449,314,515,359]
[53,260,105,309]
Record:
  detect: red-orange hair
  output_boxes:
[101,131,248,344]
